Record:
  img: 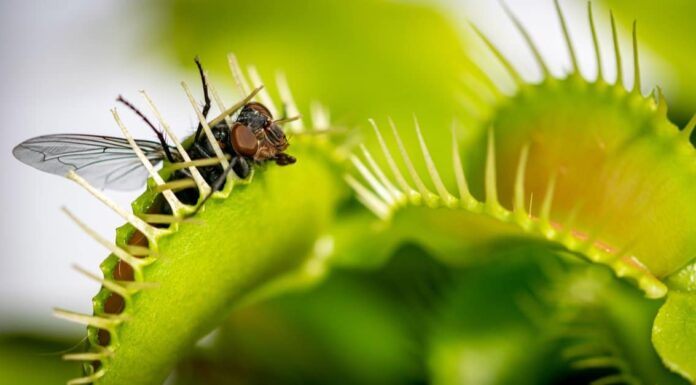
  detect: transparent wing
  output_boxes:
[13,134,170,191]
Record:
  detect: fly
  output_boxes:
[13,58,297,207]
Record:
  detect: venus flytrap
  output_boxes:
[36,1,696,383]
[346,2,696,381]
[53,59,344,385]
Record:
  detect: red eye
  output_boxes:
[231,123,258,157]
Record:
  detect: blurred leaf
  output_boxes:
[0,335,80,385]
[174,246,443,385]
[157,0,467,124]
[427,250,557,385]
[427,246,687,385]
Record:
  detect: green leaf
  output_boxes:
[0,335,80,385]
[653,291,696,382]
[82,143,344,385]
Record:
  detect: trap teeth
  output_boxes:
[140,90,212,197]
[112,108,184,213]
[53,308,125,329]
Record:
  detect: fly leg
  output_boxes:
[193,56,212,143]
[235,156,251,179]
[116,95,177,163]
[274,153,296,166]
[189,156,250,216]
[193,142,215,158]
[173,142,215,180]
[169,140,221,207]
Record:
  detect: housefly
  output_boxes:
[13,59,296,206]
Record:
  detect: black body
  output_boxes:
[171,120,250,206]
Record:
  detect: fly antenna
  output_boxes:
[116,95,176,163]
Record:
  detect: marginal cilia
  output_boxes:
[48,54,332,384]
[23,0,696,384]
[346,1,696,382]
[346,1,696,298]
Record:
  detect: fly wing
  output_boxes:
[13,134,170,191]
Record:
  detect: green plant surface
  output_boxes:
[343,3,696,381]
[653,291,696,382]
[65,131,344,385]
[345,76,696,297]
[489,79,696,279]
[168,246,686,384]
[172,251,432,385]
[39,1,696,383]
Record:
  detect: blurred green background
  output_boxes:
[1,0,694,384]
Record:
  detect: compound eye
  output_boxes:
[231,123,258,157]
